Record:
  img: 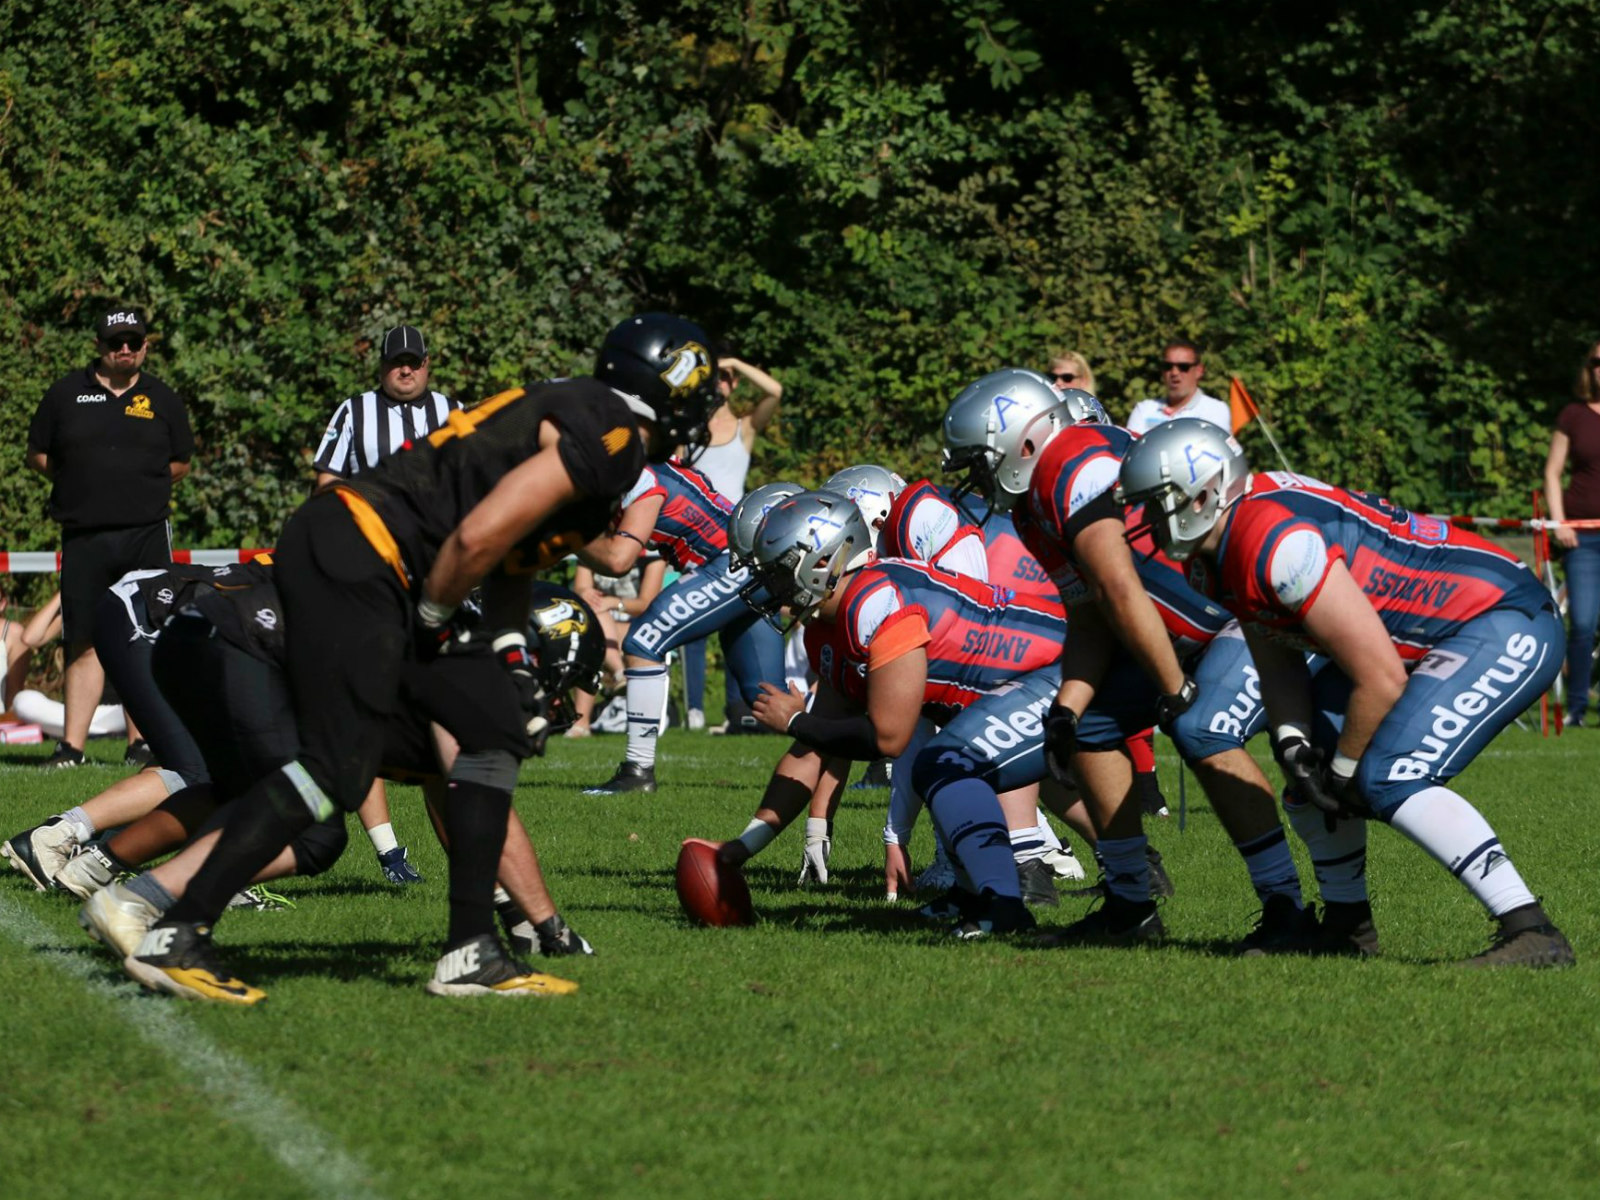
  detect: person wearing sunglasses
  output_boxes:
[25,307,193,769]
[1543,338,1600,728]
[1045,350,1097,398]
[1126,337,1230,436]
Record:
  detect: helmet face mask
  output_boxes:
[594,313,718,461]
[942,369,1107,514]
[740,491,874,631]
[1115,418,1250,561]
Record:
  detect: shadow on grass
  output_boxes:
[284,878,416,899]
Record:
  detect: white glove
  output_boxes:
[797,817,831,886]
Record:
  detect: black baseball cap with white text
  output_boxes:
[97,308,146,340]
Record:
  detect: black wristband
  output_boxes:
[788,710,882,761]
[1155,675,1199,728]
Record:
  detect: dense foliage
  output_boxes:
[4,0,1599,548]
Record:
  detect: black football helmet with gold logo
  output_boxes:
[594,313,717,460]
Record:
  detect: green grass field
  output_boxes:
[3,726,1599,1200]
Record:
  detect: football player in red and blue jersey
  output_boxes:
[1118,418,1574,967]
[715,490,1072,937]
[582,457,786,794]
[944,369,1315,952]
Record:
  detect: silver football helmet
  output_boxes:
[1116,418,1250,560]
[727,481,804,569]
[741,490,875,626]
[822,464,907,534]
[941,369,1108,513]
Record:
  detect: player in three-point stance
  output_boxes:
[1117,418,1574,967]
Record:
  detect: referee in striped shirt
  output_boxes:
[313,325,459,485]
[311,324,460,884]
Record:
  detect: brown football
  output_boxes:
[676,838,756,927]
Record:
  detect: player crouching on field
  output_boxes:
[716,490,1077,939]
[1117,418,1573,967]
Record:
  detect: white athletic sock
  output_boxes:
[1009,825,1047,864]
[61,806,95,843]
[1233,825,1303,906]
[624,665,670,768]
[1387,786,1536,917]
[1097,835,1151,903]
[1035,808,1063,851]
[1285,800,1369,904]
[366,822,399,856]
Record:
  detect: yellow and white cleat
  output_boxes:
[123,922,266,1006]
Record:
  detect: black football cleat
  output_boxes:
[1317,899,1381,958]
[1463,903,1575,969]
[1016,857,1061,908]
[1032,893,1165,948]
[584,762,657,795]
[1236,894,1321,956]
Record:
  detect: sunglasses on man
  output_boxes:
[102,335,145,352]
[1159,359,1199,372]
[384,355,426,371]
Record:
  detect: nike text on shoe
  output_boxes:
[425,932,580,997]
[583,761,656,795]
[1016,857,1061,908]
[377,846,424,885]
[3,817,77,890]
[1463,903,1576,969]
[55,842,120,899]
[124,922,265,1005]
[80,882,161,957]
[1032,894,1165,949]
[1237,894,1321,957]
[1317,900,1381,958]
[953,893,1037,940]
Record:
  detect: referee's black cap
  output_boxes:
[380,325,428,362]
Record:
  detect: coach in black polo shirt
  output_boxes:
[26,307,193,767]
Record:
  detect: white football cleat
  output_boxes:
[80,882,162,957]
[2,817,80,890]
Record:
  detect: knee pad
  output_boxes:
[290,814,349,877]
[449,748,520,792]
[273,760,338,823]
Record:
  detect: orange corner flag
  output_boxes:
[1229,376,1259,434]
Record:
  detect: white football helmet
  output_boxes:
[741,490,875,626]
[1116,418,1250,560]
[727,481,804,568]
[942,369,1108,513]
[822,465,907,535]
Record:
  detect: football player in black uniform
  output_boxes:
[125,313,717,1002]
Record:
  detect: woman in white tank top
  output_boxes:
[684,353,784,728]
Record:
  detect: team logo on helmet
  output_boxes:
[534,599,590,640]
[659,341,712,399]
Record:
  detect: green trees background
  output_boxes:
[3,0,1598,549]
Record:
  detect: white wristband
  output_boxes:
[417,595,457,628]
[1330,752,1359,781]
[1274,723,1311,745]
[491,631,528,653]
[737,818,778,856]
[804,817,830,845]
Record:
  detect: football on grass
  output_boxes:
[676,838,756,927]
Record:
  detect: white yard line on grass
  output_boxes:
[0,894,386,1200]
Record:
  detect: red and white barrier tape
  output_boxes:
[0,549,271,573]
[1441,516,1600,531]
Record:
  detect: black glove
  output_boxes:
[493,631,549,752]
[535,914,595,957]
[1155,675,1199,732]
[1043,702,1079,786]
[1272,733,1342,830]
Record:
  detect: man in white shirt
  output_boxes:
[1125,338,1230,435]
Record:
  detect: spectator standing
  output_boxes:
[1125,337,1230,434]
[680,351,783,730]
[1543,337,1600,727]
[311,324,461,883]
[1045,350,1097,397]
[26,308,192,767]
